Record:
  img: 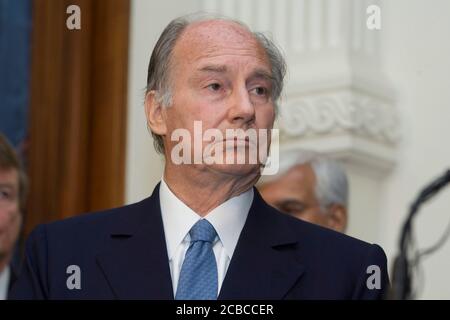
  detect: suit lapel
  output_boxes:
[95,184,305,299]
[96,183,174,299]
[219,189,305,299]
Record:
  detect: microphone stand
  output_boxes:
[389,169,450,300]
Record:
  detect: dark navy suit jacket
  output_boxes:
[5,263,18,300]
[10,183,389,299]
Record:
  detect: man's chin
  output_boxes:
[206,163,261,177]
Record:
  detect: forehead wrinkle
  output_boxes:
[193,47,271,72]
[197,64,227,73]
[189,38,268,59]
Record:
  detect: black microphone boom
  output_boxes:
[390,169,450,300]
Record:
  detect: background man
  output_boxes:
[259,149,348,233]
[0,133,26,300]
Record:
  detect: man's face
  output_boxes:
[259,164,346,232]
[0,168,21,261]
[159,20,275,176]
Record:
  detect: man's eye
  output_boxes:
[250,87,268,96]
[280,204,306,214]
[207,83,222,91]
[0,190,11,199]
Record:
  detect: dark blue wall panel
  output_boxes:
[0,0,32,147]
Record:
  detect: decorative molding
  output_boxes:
[278,134,397,175]
[278,85,399,174]
[279,88,399,145]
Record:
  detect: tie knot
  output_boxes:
[189,219,217,243]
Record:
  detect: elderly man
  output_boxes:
[259,150,348,233]
[0,133,25,300]
[11,14,388,299]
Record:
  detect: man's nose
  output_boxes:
[227,87,256,126]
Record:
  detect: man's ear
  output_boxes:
[326,204,347,233]
[144,90,167,136]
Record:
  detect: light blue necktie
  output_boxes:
[175,219,218,300]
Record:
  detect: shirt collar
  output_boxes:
[159,178,253,261]
[0,265,10,300]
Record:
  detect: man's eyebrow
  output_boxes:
[196,65,273,81]
[0,183,14,189]
[249,68,274,82]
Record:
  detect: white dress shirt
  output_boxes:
[0,266,10,300]
[159,178,253,297]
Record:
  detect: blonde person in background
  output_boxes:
[0,133,26,300]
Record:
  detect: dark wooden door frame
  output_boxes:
[25,0,130,235]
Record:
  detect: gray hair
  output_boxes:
[146,13,287,154]
[260,149,349,210]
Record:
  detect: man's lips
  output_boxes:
[222,137,256,146]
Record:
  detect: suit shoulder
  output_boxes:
[275,209,386,264]
[37,197,152,241]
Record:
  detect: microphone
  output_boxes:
[389,169,450,300]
